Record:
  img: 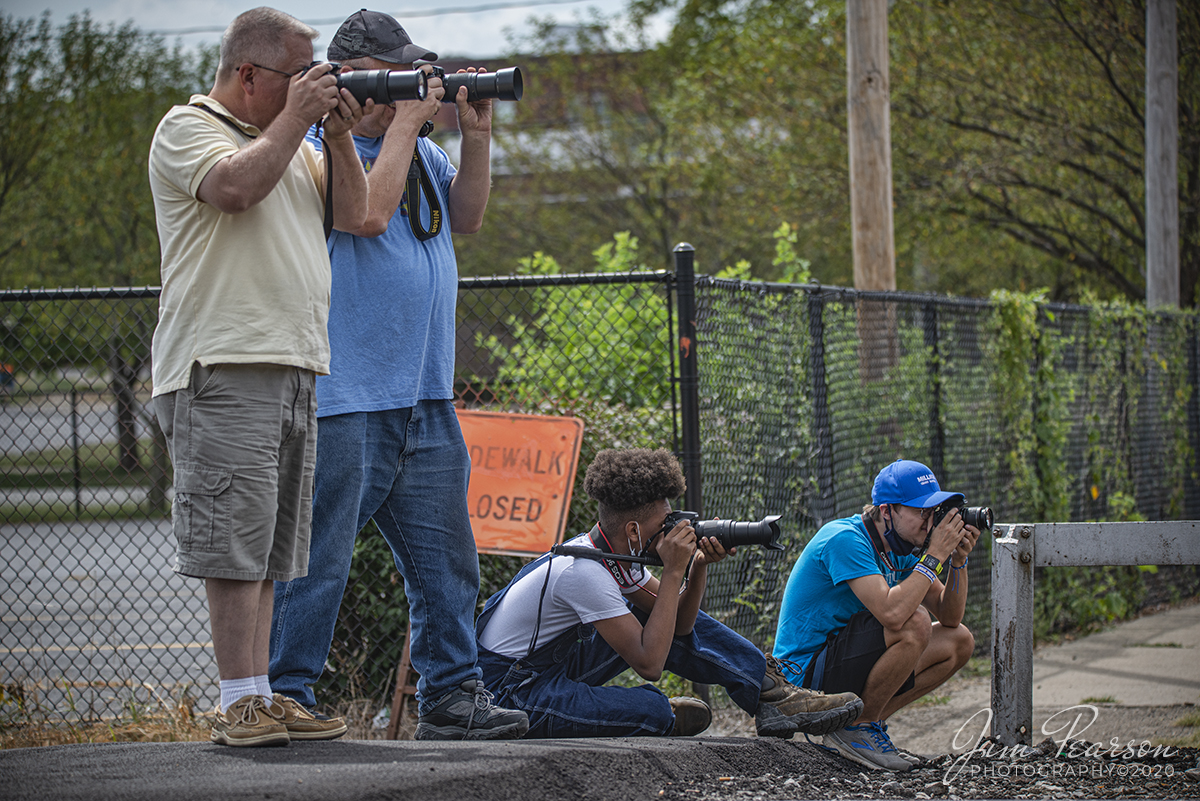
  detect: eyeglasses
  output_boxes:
[902,504,935,521]
[249,61,322,79]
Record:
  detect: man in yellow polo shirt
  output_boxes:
[148,6,368,746]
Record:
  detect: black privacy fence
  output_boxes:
[2,264,1198,724]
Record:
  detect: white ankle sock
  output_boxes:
[254,675,274,703]
[219,677,259,713]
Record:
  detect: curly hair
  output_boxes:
[583,448,686,512]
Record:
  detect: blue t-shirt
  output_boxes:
[772,515,919,681]
[307,129,459,417]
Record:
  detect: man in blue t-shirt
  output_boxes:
[269,9,527,740]
[774,460,982,771]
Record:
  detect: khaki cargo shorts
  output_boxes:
[153,362,316,582]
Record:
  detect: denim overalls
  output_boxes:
[475,536,768,738]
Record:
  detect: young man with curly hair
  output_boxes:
[475,447,863,738]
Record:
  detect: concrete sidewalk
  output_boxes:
[886,602,1200,755]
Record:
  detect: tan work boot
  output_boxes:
[668,696,712,736]
[755,656,864,738]
[210,695,290,747]
[273,694,348,740]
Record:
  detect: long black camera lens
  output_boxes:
[961,506,994,531]
[440,67,523,103]
[694,515,784,552]
[931,501,994,531]
[336,69,428,105]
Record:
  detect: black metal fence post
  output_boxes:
[70,386,81,520]
[808,288,836,526]
[924,299,944,478]
[674,242,703,516]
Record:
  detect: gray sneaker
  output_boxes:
[823,722,913,772]
[415,680,529,740]
[880,721,922,766]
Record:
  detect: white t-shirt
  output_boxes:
[478,533,653,659]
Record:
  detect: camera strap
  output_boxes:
[406,145,443,242]
[190,103,334,239]
[588,526,652,586]
[862,514,898,573]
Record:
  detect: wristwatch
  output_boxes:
[917,553,944,576]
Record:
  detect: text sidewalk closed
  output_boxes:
[456,409,584,556]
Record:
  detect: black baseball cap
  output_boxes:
[326,9,437,64]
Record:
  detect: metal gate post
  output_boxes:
[674,242,703,516]
[991,524,1035,746]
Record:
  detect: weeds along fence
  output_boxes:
[2,264,1198,724]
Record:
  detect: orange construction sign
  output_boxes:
[456,409,585,557]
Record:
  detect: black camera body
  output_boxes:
[325,62,429,105]
[930,499,994,531]
[427,65,524,103]
[662,510,784,552]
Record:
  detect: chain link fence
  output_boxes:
[3,270,1198,725]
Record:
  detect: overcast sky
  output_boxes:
[3,0,671,59]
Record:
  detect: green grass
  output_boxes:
[1080,695,1118,704]
[1164,709,1200,748]
[1,440,166,491]
[3,500,169,524]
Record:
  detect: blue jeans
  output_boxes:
[270,400,481,713]
[476,608,765,738]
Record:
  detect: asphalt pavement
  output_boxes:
[3,603,1198,800]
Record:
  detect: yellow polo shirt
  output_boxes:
[148,94,331,397]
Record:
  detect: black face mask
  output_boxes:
[884,527,916,556]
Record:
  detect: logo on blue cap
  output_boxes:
[872,459,964,509]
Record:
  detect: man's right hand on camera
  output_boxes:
[284,62,349,127]
[928,507,966,563]
[656,518,697,575]
[382,65,444,137]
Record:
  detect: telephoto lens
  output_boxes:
[439,67,523,103]
[695,516,784,552]
[336,69,428,105]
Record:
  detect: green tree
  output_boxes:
[0,13,215,289]
[893,0,1200,306]
[497,0,1197,305]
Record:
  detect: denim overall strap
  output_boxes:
[475,551,552,641]
[476,549,602,705]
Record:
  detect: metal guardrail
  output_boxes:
[990,520,1200,745]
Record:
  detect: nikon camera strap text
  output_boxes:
[406,145,442,242]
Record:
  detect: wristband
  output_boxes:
[912,563,938,583]
[917,553,943,576]
[951,557,968,570]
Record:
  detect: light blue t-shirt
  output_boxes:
[772,515,919,681]
[307,129,459,417]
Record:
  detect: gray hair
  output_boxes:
[218,7,318,76]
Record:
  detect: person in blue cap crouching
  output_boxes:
[772,459,982,771]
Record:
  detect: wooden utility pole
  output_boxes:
[1146,0,1179,309]
[848,0,896,293]
[848,0,898,384]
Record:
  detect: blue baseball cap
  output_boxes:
[872,459,964,508]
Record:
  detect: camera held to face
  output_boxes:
[319,62,429,105]
[661,510,784,553]
[929,499,994,531]
[426,65,523,103]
